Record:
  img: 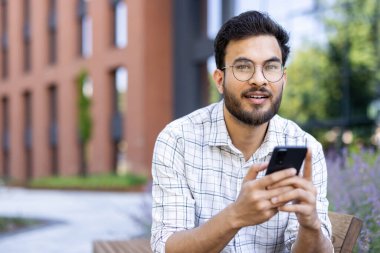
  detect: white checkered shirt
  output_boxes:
[151,100,332,253]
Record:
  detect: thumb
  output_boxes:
[243,163,268,184]
[303,148,312,181]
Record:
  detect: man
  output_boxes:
[151,11,333,253]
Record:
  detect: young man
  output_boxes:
[151,11,333,253]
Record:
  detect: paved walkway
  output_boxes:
[0,187,151,253]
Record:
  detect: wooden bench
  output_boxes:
[93,238,152,253]
[93,211,363,253]
[329,211,363,253]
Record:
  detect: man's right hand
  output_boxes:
[230,163,297,228]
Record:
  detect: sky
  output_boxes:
[207,0,327,70]
[236,0,326,49]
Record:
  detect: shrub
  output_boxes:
[0,217,43,234]
[28,173,147,191]
[326,148,380,252]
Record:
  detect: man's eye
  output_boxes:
[235,64,252,71]
[265,63,281,71]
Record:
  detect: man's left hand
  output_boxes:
[266,149,321,230]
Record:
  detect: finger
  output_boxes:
[272,200,291,208]
[243,162,268,183]
[266,185,295,199]
[267,186,296,208]
[270,188,315,206]
[303,148,312,181]
[278,205,321,230]
[258,168,297,188]
[267,176,315,192]
[277,203,313,214]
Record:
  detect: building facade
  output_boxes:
[0,0,172,182]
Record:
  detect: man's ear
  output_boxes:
[213,69,224,94]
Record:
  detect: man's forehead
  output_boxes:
[225,35,282,63]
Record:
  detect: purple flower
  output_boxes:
[327,147,380,252]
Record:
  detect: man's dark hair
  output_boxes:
[214,11,290,69]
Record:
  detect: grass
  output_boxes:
[27,173,148,191]
[0,217,43,234]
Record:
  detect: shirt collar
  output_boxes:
[208,100,231,147]
[208,100,284,155]
[257,115,287,157]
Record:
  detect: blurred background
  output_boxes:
[0,0,379,252]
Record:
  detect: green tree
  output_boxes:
[324,0,377,118]
[281,0,378,145]
[77,71,92,143]
[280,46,332,124]
[77,70,92,176]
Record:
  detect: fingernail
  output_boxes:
[271,197,278,204]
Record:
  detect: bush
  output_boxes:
[28,173,147,191]
[0,217,43,233]
[327,148,380,252]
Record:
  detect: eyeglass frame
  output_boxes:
[221,58,285,83]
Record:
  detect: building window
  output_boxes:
[48,86,58,175]
[1,97,10,180]
[111,67,128,173]
[23,0,31,72]
[1,0,9,78]
[115,67,127,112]
[111,0,127,48]
[77,0,92,58]
[81,15,92,57]
[48,0,57,64]
[24,92,33,179]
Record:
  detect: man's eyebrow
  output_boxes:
[233,57,253,64]
[233,56,282,64]
[264,56,282,63]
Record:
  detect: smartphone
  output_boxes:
[265,146,307,176]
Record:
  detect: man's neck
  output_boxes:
[223,106,269,161]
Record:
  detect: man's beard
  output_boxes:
[223,83,283,126]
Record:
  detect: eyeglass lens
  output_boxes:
[231,60,283,82]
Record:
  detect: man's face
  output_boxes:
[214,35,286,126]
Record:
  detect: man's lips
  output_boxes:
[245,94,269,99]
[243,91,271,105]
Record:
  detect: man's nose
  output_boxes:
[248,67,267,86]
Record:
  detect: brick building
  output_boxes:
[0,0,173,182]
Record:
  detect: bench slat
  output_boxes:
[93,238,152,253]
[329,211,362,253]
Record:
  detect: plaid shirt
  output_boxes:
[151,100,331,253]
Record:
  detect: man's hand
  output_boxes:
[164,163,301,253]
[231,163,298,228]
[267,149,321,230]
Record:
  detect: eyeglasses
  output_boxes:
[222,60,284,83]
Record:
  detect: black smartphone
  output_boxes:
[265,146,307,176]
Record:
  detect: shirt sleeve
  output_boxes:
[150,125,196,253]
[284,142,332,251]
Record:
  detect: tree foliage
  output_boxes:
[280,46,332,123]
[77,70,92,144]
[280,0,379,145]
